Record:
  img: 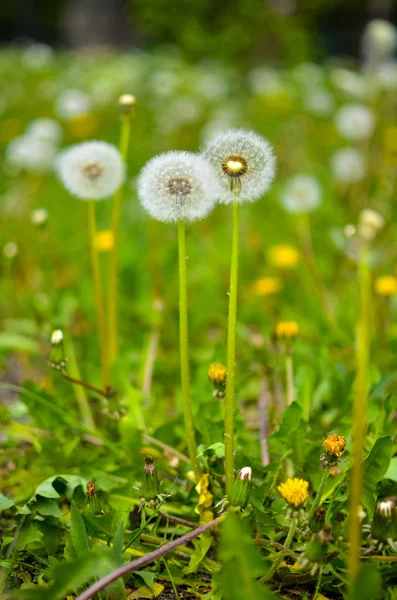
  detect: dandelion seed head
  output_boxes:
[363,19,397,59]
[138,151,218,223]
[26,118,62,145]
[331,147,366,184]
[335,104,375,141]
[358,209,384,241]
[56,141,124,200]
[203,128,276,204]
[56,88,91,120]
[6,134,57,173]
[281,175,322,214]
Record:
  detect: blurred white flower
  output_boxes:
[330,147,366,184]
[330,68,369,99]
[195,71,229,100]
[149,70,180,97]
[292,62,325,87]
[281,175,322,214]
[377,62,397,90]
[138,151,218,223]
[362,19,397,66]
[6,135,57,173]
[22,43,53,70]
[31,207,49,227]
[26,119,62,145]
[335,104,375,141]
[203,129,276,204]
[358,209,384,241]
[248,67,286,96]
[3,242,18,259]
[57,141,124,200]
[55,88,91,120]
[304,90,334,116]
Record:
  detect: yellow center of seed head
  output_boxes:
[222,155,248,178]
[323,433,346,457]
[278,478,309,508]
[83,162,103,181]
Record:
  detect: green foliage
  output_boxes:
[362,437,393,516]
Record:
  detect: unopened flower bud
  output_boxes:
[49,329,67,370]
[119,94,136,115]
[208,363,227,388]
[323,433,346,460]
[86,480,102,515]
[229,467,252,509]
[31,207,48,228]
[371,500,397,542]
[141,456,160,502]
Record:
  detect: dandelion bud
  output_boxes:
[203,128,276,203]
[275,321,299,341]
[49,329,66,370]
[86,480,102,515]
[323,433,346,460]
[56,141,125,201]
[229,467,252,509]
[118,94,136,115]
[138,151,218,223]
[358,209,384,242]
[371,500,397,542]
[208,363,227,387]
[278,478,309,508]
[374,275,397,297]
[141,456,160,502]
[31,207,48,228]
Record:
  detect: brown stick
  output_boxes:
[75,516,224,600]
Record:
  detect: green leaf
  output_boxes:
[136,570,156,591]
[14,525,43,551]
[0,332,40,354]
[384,456,397,481]
[183,532,212,574]
[351,562,383,600]
[34,481,60,499]
[70,501,91,557]
[34,497,63,518]
[213,513,279,600]
[362,437,393,516]
[0,493,14,510]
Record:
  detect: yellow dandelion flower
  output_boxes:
[253,276,282,297]
[323,433,346,457]
[94,230,114,252]
[267,244,299,268]
[195,474,214,522]
[278,477,309,508]
[208,363,227,386]
[375,275,397,297]
[275,321,299,339]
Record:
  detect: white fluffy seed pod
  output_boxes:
[358,208,384,241]
[281,175,322,214]
[330,147,366,184]
[55,88,91,120]
[335,104,375,141]
[363,19,397,63]
[26,118,62,144]
[6,134,57,173]
[56,141,125,201]
[203,128,276,204]
[137,151,218,223]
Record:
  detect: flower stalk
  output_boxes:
[177,219,201,481]
[108,97,134,365]
[348,242,371,585]
[224,200,240,495]
[285,353,294,405]
[307,466,331,523]
[260,517,297,583]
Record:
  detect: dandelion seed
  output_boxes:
[281,175,321,214]
[203,128,276,203]
[335,104,375,141]
[137,151,218,223]
[278,478,309,508]
[330,147,366,184]
[56,141,124,200]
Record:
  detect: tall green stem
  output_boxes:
[260,517,297,583]
[285,354,294,406]
[88,199,109,389]
[63,334,95,429]
[307,466,330,523]
[224,201,240,495]
[348,243,371,586]
[108,113,132,365]
[177,220,201,481]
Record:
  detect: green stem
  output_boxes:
[307,466,331,523]
[177,220,201,481]
[285,354,294,406]
[348,243,371,586]
[108,113,132,365]
[224,201,240,495]
[63,334,95,429]
[88,200,109,389]
[260,518,297,583]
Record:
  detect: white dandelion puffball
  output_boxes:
[26,119,62,145]
[335,104,375,141]
[6,135,57,173]
[203,129,276,204]
[363,19,397,60]
[138,151,218,223]
[55,88,91,120]
[304,90,334,116]
[330,147,366,184]
[281,175,322,214]
[57,141,125,200]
